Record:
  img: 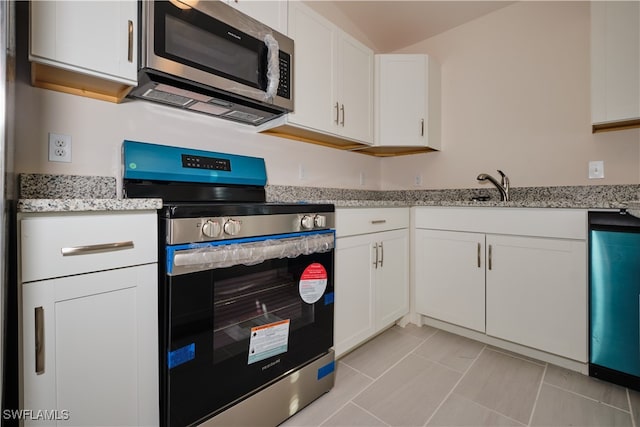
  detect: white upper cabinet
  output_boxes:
[375,54,441,150]
[29,1,137,102]
[283,1,374,145]
[286,1,336,134]
[591,1,640,131]
[336,33,375,143]
[224,0,288,35]
[30,1,137,85]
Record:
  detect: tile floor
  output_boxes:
[281,324,640,427]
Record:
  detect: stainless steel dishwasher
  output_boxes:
[589,210,640,390]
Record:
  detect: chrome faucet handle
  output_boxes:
[497,170,509,189]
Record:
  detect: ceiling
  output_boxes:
[322,1,516,52]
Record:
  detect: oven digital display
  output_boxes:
[182,154,231,171]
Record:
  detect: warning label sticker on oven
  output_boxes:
[248,319,290,365]
[299,263,328,304]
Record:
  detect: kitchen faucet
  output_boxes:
[477,170,510,201]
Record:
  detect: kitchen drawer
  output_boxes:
[413,207,587,240]
[336,207,409,237]
[20,211,157,283]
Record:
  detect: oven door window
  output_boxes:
[164,250,333,426]
[154,1,268,91]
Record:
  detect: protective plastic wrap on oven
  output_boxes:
[167,231,335,275]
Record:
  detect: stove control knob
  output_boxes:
[224,219,242,236]
[301,215,315,230]
[202,219,222,238]
[314,215,327,228]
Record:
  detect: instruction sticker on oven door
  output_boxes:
[248,319,290,365]
[299,263,328,304]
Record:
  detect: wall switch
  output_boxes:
[48,133,72,163]
[298,164,306,181]
[588,160,604,179]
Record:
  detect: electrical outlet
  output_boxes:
[414,175,423,186]
[48,133,72,163]
[359,171,365,186]
[588,160,604,179]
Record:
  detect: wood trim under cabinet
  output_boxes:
[262,124,434,157]
[31,62,133,103]
[592,118,640,133]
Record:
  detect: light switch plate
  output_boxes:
[588,160,604,179]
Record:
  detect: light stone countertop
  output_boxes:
[16,173,640,213]
[17,198,163,213]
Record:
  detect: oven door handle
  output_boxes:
[170,233,334,276]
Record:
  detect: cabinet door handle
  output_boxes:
[127,20,134,63]
[373,243,379,269]
[35,307,44,374]
[379,242,384,268]
[335,102,340,124]
[477,243,481,268]
[340,104,345,126]
[488,244,493,270]
[371,220,386,225]
[421,118,425,136]
[61,241,134,256]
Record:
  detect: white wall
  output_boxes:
[14,1,640,193]
[14,84,382,191]
[381,1,640,190]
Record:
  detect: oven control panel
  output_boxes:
[167,213,335,245]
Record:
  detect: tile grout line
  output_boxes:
[487,346,547,367]
[421,344,488,427]
[340,327,438,382]
[336,327,440,423]
[542,381,633,414]
[349,400,392,427]
[526,362,548,426]
[629,388,637,427]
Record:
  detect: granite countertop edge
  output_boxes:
[17,198,164,213]
[17,197,636,213]
[309,199,632,209]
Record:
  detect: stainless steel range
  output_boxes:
[123,140,335,427]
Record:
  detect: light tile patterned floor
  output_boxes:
[281,325,639,427]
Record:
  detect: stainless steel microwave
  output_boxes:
[129,0,294,125]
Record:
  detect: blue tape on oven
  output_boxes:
[324,292,334,305]
[166,230,336,275]
[317,360,335,380]
[168,343,195,369]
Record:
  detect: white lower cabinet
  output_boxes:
[413,207,587,363]
[414,229,486,333]
[485,234,587,362]
[334,208,409,357]
[19,211,159,426]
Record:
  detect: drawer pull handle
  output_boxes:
[477,243,481,268]
[35,307,44,374]
[371,220,387,225]
[61,241,134,256]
